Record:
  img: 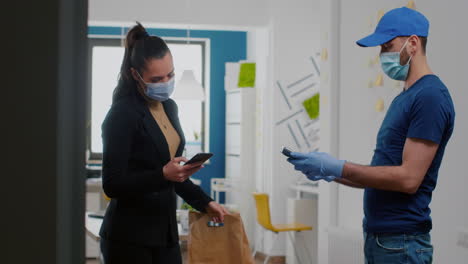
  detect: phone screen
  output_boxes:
[185,153,213,165]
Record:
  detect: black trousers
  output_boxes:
[100,238,182,264]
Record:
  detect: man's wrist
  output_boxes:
[340,161,349,179]
[330,159,346,178]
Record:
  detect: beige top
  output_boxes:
[148,101,181,159]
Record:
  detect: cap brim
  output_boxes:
[356,33,396,47]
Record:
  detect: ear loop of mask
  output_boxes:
[132,69,150,98]
[133,69,146,83]
[400,37,413,66]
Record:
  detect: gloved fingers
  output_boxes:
[287,158,308,167]
[307,175,335,182]
[287,159,309,173]
[307,176,321,181]
[296,162,319,173]
[319,165,326,176]
[306,174,324,181]
[289,152,309,159]
[304,168,321,178]
[287,159,301,171]
[323,175,337,182]
[295,164,310,172]
[303,166,316,174]
[287,157,298,164]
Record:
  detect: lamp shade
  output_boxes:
[172,70,205,101]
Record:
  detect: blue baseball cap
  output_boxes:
[357,7,429,47]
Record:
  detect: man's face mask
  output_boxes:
[136,71,175,101]
[380,38,412,81]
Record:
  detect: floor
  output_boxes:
[86,254,267,264]
[86,240,272,264]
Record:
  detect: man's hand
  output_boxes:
[205,201,230,223]
[287,152,346,182]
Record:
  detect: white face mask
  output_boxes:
[136,71,175,101]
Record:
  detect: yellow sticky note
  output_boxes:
[303,93,320,120]
[321,48,328,61]
[374,74,384,87]
[375,98,385,112]
[377,10,385,22]
[407,0,416,9]
[238,63,256,87]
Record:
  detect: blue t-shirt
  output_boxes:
[363,75,455,234]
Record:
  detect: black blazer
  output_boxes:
[99,93,213,247]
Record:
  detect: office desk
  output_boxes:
[86,178,108,212]
[290,183,320,199]
[287,184,319,264]
[85,212,102,242]
[85,179,105,258]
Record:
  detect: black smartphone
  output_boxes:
[184,152,213,165]
[281,146,293,158]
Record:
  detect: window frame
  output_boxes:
[86,36,210,161]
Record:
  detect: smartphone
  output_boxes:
[184,152,213,165]
[281,146,293,158]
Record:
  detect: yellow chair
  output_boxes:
[252,192,312,264]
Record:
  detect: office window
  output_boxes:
[87,38,207,160]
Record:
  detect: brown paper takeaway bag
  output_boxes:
[188,211,255,264]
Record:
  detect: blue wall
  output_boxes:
[89,26,247,198]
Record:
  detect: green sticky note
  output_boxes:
[238,63,256,87]
[303,93,320,119]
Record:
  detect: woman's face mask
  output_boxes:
[136,71,175,101]
[380,38,412,81]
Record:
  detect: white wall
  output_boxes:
[328,0,468,262]
[420,1,468,262]
[244,0,323,258]
[89,0,270,28]
[266,0,322,256]
[318,0,342,262]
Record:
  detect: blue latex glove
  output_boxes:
[287,152,346,182]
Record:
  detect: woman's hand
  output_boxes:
[163,157,204,182]
[206,201,230,223]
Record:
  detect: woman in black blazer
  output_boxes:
[99,23,228,264]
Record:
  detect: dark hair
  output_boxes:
[112,22,170,103]
[419,36,427,54]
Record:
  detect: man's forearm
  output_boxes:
[342,162,417,194]
[335,178,365,189]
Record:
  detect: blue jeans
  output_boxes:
[364,232,433,264]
